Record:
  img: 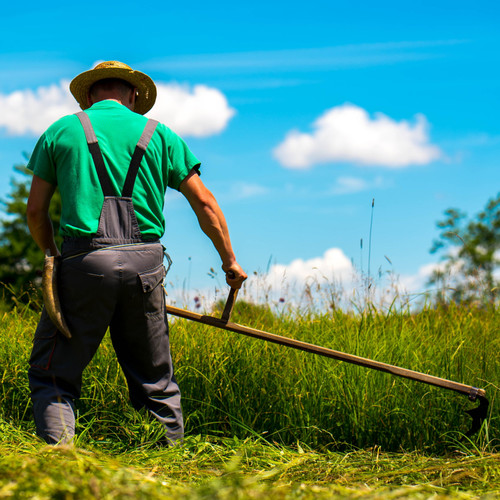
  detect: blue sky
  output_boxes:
[1,1,499,308]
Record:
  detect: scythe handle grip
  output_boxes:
[221,287,238,322]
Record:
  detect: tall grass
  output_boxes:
[0,298,498,452]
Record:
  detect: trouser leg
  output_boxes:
[28,310,109,444]
[111,313,184,445]
[28,252,116,444]
[28,310,77,444]
[109,245,184,445]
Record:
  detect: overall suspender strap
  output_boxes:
[122,119,159,198]
[76,112,159,198]
[76,112,115,196]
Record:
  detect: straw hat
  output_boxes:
[70,61,157,115]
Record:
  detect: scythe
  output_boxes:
[165,287,489,437]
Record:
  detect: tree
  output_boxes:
[428,193,500,306]
[0,161,62,305]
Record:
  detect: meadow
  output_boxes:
[0,294,499,498]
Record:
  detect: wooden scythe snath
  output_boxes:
[165,287,489,437]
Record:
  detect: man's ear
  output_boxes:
[130,88,138,109]
[87,93,93,107]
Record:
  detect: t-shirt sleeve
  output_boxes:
[27,132,57,185]
[166,129,201,191]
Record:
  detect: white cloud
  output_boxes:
[273,103,441,169]
[222,182,269,201]
[144,40,467,74]
[244,248,356,306]
[397,262,440,295]
[330,175,386,195]
[266,248,353,283]
[0,80,78,135]
[242,250,460,312]
[164,249,453,314]
[243,253,454,312]
[0,80,235,138]
[149,82,235,137]
[332,176,368,194]
[164,247,357,312]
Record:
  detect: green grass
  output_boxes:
[1,420,499,499]
[0,299,499,498]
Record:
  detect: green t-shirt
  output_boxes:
[28,100,200,239]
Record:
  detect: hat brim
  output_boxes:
[70,67,156,115]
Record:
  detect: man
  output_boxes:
[26,61,247,445]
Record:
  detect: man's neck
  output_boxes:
[94,98,123,105]
[89,96,135,112]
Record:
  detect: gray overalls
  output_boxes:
[28,112,184,445]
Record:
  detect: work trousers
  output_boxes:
[28,243,183,445]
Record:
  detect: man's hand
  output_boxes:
[223,262,247,289]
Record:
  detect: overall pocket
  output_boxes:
[138,264,166,317]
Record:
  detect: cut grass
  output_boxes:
[1,421,499,499]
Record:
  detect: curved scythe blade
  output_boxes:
[465,395,489,437]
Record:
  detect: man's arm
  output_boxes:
[27,175,59,257]
[179,170,247,289]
